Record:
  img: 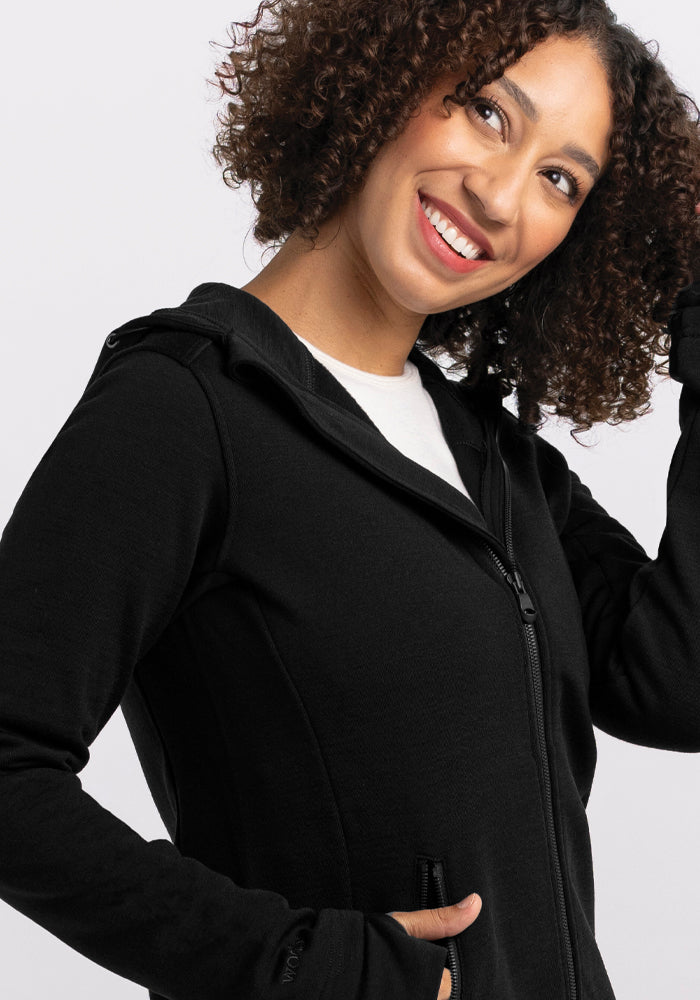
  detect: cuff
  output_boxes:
[315,908,448,1000]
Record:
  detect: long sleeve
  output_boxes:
[0,347,447,1000]
[558,282,700,751]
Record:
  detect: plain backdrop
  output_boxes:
[0,2,698,998]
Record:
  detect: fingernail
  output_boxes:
[456,893,477,909]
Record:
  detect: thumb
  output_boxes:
[387,893,482,940]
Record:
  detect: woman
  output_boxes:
[0,1,698,999]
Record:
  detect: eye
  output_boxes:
[468,98,507,138]
[541,166,581,203]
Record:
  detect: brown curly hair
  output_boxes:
[209,0,700,437]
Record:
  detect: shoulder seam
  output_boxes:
[99,343,235,573]
[186,363,239,567]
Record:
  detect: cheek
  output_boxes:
[521,214,574,266]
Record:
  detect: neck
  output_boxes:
[240,220,427,376]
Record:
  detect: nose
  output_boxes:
[462,157,528,228]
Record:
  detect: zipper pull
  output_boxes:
[505,568,537,623]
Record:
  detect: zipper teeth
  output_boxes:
[429,860,461,1000]
[524,619,577,999]
[419,859,430,908]
[302,351,314,389]
[503,452,514,556]
[483,538,577,998]
[491,434,578,1000]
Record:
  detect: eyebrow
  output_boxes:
[493,75,602,182]
[494,76,539,121]
[561,144,601,182]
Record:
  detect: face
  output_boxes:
[332,33,614,317]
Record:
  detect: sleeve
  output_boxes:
[558,281,700,752]
[0,347,448,1000]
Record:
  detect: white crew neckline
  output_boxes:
[293,331,419,387]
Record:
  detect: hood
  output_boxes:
[105,282,430,387]
[103,281,504,419]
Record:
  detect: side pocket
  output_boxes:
[416,856,463,1000]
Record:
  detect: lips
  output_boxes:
[418,190,494,260]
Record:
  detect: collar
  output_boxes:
[107,281,506,546]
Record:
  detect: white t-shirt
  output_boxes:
[292,331,472,502]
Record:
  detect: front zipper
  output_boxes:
[237,357,577,997]
[480,417,578,1000]
[417,857,462,1000]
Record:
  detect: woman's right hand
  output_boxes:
[386,892,482,999]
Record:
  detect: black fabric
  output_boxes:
[0,280,699,1000]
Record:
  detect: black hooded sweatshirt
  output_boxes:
[1,281,699,1000]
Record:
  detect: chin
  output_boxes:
[398,282,488,318]
[378,265,461,317]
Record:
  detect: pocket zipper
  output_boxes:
[417,857,462,1000]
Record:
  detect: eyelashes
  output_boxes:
[466,95,583,204]
[544,163,581,202]
[468,95,510,136]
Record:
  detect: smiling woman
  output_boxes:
[254,34,615,342]
[214,0,699,433]
[0,3,699,1000]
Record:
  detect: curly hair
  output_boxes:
[210,0,700,437]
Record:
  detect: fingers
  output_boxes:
[385,897,482,1000]
[387,892,482,941]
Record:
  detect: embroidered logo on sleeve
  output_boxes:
[281,935,306,984]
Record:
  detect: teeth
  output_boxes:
[461,243,481,261]
[420,198,484,260]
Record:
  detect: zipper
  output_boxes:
[417,857,462,1000]
[238,356,576,996]
[481,417,578,1000]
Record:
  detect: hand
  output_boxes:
[386,892,482,999]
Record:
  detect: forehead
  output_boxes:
[437,34,613,155]
[503,35,611,116]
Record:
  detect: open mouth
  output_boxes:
[417,191,492,262]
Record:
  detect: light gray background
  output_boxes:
[0,2,698,997]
